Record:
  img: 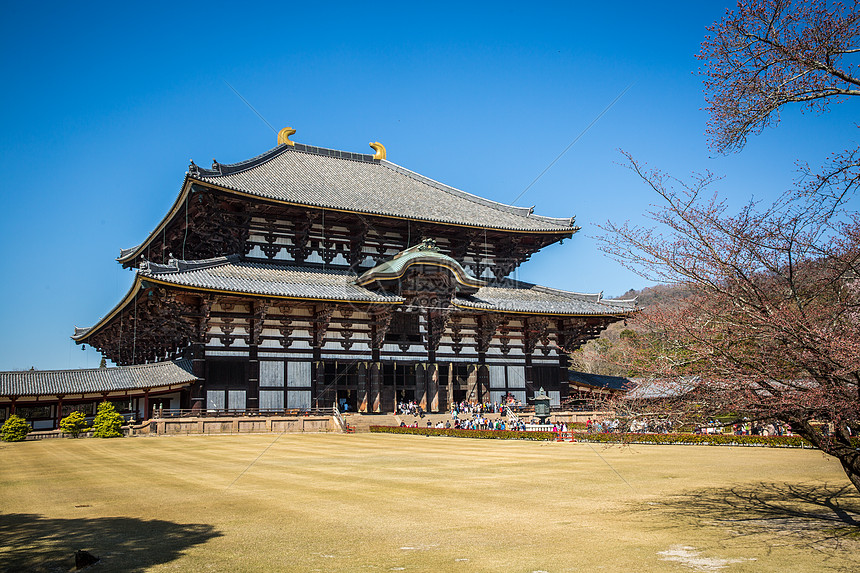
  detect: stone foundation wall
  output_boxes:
[140,416,335,435]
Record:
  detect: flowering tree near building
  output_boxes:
[600,0,860,492]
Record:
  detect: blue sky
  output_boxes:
[0,1,854,370]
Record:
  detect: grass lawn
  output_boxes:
[1,433,858,572]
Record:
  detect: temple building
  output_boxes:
[2,128,635,427]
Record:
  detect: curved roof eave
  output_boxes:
[116,176,194,265]
[73,271,406,345]
[450,300,637,317]
[72,274,145,343]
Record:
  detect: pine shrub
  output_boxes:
[1,414,31,442]
[92,401,124,438]
[59,411,89,438]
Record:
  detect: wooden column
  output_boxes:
[357,362,369,413]
[55,395,64,430]
[477,364,489,402]
[466,364,478,402]
[190,342,206,412]
[369,362,382,413]
[415,363,427,410]
[524,352,533,396]
[312,305,333,409]
[427,363,439,412]
[143,390,151,421]
[447,362,455,408]
[246,302,269,411]
[556,319,571,403]
[247,349,260,411]
[558,353,571,403]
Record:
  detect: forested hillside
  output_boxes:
[569,284,688,376]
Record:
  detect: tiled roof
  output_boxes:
[568,371,632,391]
[454,280,637,315]
[77,257,636,342]
[192,143,577,232]
[624,378,699,400]
[140,257,634,315]
[140,256,403,303]
[0,360,197,398]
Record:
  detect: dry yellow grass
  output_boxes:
[1,434,858,572]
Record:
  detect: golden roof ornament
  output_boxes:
[277,127,296,146]
[369,141,386,160]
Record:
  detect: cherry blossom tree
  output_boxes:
[700,0,860,153]
[599,0,860,492]
[601,153,860,491]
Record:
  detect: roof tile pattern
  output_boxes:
[142,257,402,303]
[454,280,636,315]
[139,257,634,315]
[0,360,197,398]
[195,144,576,232]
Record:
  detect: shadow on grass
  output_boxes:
[656,482,860,553]
[0,513,220,572]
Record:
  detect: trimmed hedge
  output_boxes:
[562,432,858,448]
[572,432,814,448]
[370,426,860,449]
[370,426,557,441]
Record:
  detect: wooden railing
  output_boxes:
[151,407,335,419]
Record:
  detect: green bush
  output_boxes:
[92,401,124,438]
[1,414,31,442]
[59,411,89,438]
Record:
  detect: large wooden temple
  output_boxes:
[58,128,634,418]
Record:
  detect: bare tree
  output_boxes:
[599,0,860,492]
[601,154,860,491]
[701,0,860,153]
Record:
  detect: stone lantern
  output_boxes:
[533,387,551,424]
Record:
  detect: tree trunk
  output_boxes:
[790,419,860,495]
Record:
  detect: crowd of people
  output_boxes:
[726,421,792,436]
[399,417,528,431]
[398,398,522,420]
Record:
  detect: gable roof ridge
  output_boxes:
[193,145,292,178]
[234,260,360,278]
[531,284,606,302]
[140,254,238,275]
[488,277,598,299]
[195,142,379,179]
[381,159,564,222]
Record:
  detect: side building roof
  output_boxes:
[0,360,197,398]
[568,371,633,392]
